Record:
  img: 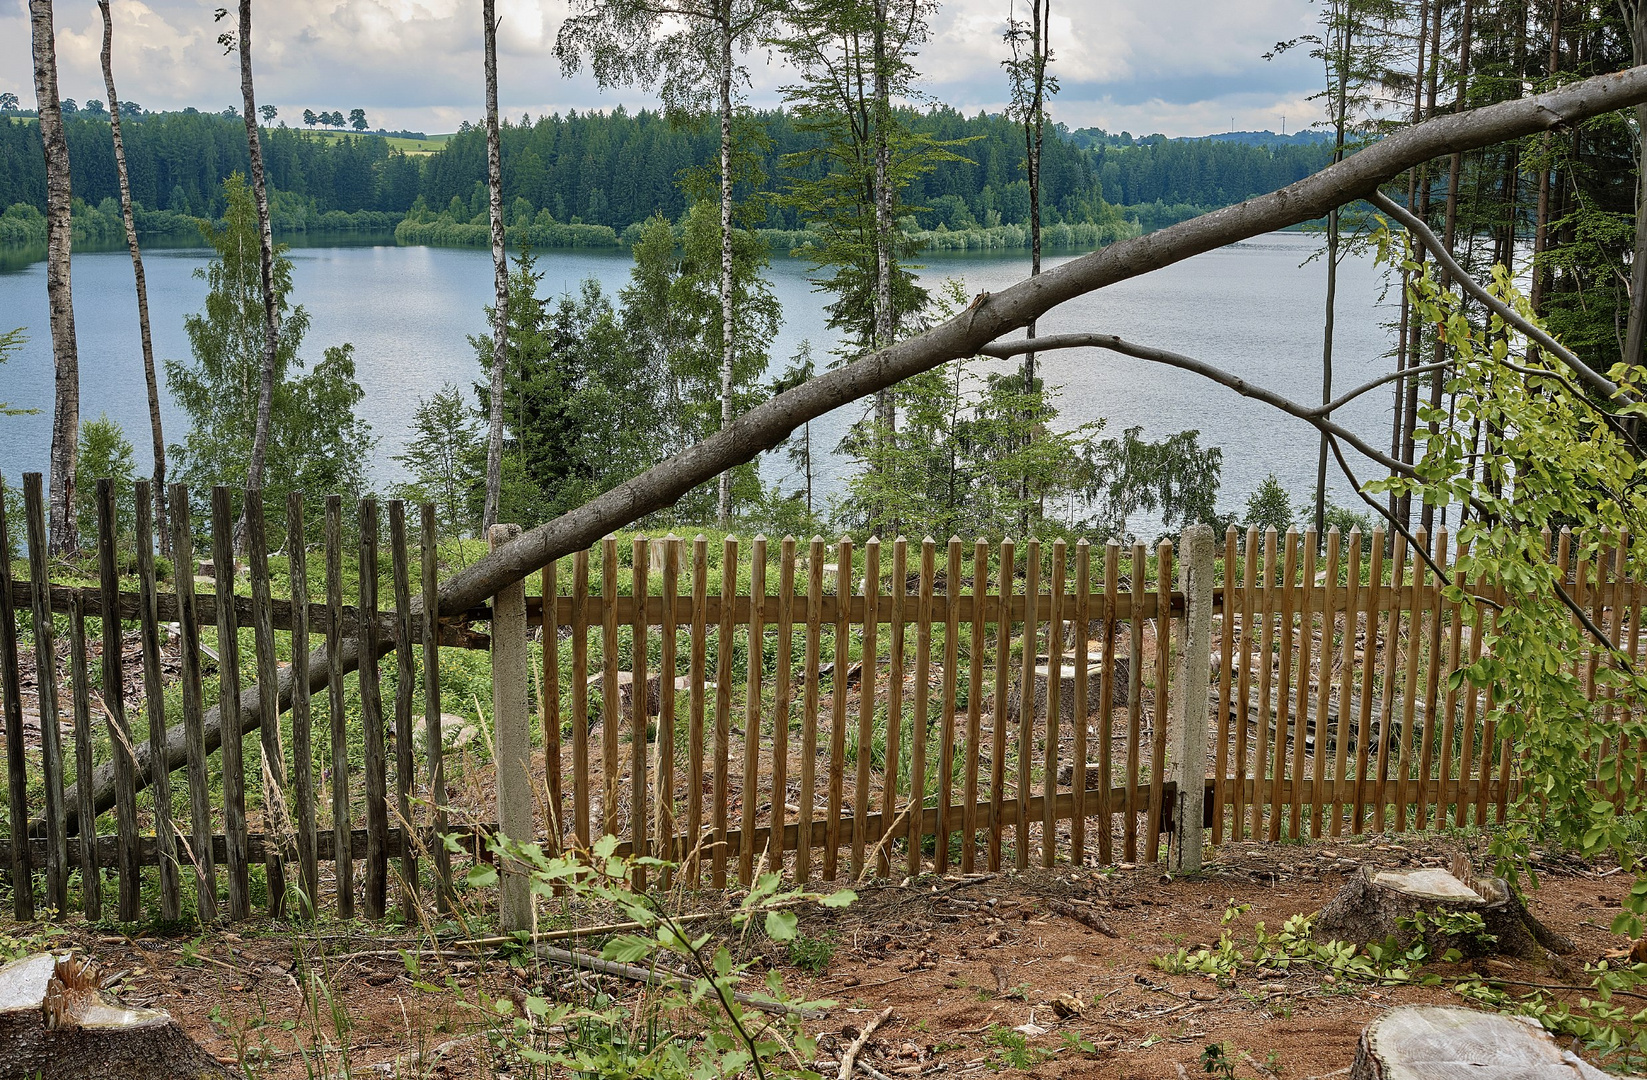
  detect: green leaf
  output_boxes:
[766,910,799,941]
[466,865,498,888]
[603,934,656,964]
[820,889,857,908]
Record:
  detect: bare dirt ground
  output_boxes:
[10,833,1639,1079]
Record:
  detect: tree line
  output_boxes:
[0,105,1334,240]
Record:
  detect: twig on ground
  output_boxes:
[839,1007,895,1080]
[1049,899,1118,938]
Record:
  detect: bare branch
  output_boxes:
[1368,190,1622,401]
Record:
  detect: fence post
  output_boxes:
[1170,524,1215,873]
[489,524,533,932]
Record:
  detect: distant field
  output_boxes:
[300,129,453,154]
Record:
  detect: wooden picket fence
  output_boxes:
[0,471,1636,923]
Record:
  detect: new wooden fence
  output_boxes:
[0,473,1634,924]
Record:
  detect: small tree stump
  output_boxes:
[1316,867,1572,962]
[1350,1005,1613,1080]
[1005,656,1128,722]
[0,953,239,1080]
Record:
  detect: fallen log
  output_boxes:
[44,64,1647,836]
[0,953,239,1080]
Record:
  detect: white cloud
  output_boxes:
[0,0,1330,138]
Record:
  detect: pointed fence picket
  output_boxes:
[0,478,1635,922]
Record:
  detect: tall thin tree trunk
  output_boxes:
[30,0,79,556]
[1399,0,1443,530]
[1529,0,1562,314]
[1421,0,1470,536]
[99,0,166,555]
[1317,5,1351,538]
[1018,0,1047,537]
[1621,3,1647,366]
[238,0,279,522]
[482,0,509,533]
[716,6,737,527]
[872,0,897,519]
[1392,0,1431,531]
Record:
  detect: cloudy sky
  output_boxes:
[1,0,1327,139]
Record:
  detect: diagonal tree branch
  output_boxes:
[51,63,1647,832]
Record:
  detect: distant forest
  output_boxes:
[0,106,1335,243]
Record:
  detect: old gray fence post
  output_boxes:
[489,523,533,931]
[1170,524,1215,873]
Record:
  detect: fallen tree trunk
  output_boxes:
[47,63,1647,833]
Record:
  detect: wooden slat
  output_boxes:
[1071,539,1091,864]
[1249,528,1275,843]
[1126,541,1146,861]
[1213,527,1236,846]
[572,548,592,853]
[657,538,679,876]
[357,497,389,920]
[0,476,28,920]
[1270,530,1296,844]
[103,480,139,922]
[603,535,623,846]
[990,538,1012,872]
[882,537,907,876]
[741,536,760,883]
[1434,532,1464,829]
[714,536,736,887]
[1352,530,1385,833]
[1454,560,1485,829]
[1232,528,1258,840]
[1311,529,1339,839]
[963,538,987,873]
[1372,532,1406,833]
[1330,528,1362,838]
[423,504,453,909]
[826,538,851,880]
[1146,540,1171,863]
[796,537,822,883]
[1415,528,1447,829]
[1015,539,1039,870]
[1042,539,1065,869]
[168,490,212,908]
[852,537,879,878]
[388,502,417,915]
[324,495,353,918]
[938,537,961,873]
[24,475,67,913]
[1394,528,1428,833]
[288,494,318,915]
[67,595,100,919]
[912,538,936,875]
[1289,531,1316,839]
[1098,541,1119,863]
[245,490,288,916]
[634,537,651,889]
[770,537,793,878]
[133,481,178,920]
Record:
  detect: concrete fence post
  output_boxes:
[489,523,533,931]
[1170,523,1215,873]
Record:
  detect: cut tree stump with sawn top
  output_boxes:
[0,952,240,1080]
[1315,865,1574,962]
[1350,1005,1621,1080]
[1006,655,1128,722]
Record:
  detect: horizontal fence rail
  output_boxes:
[0,473,1632,923]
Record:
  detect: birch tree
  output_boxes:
[29,0,80,555]
[483,0,508,532]
[557,0,788,525]
[1619,0,1647,367]
[99,0,167,552]
[215,1,280,530]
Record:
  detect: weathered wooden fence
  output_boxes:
[0,472,1636,924]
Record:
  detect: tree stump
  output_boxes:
[1316,867,1572,962]
[0,953,239,1080]
[1005,655,1128,722]
[1350,1005,1614,1080]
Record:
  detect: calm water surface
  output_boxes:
[0,233,1397,530]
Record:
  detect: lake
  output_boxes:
[0,232,1399,535]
